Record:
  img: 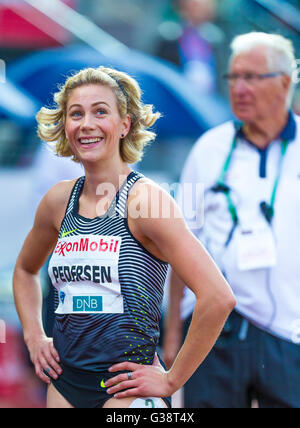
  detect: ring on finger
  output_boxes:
[127,372,133,380]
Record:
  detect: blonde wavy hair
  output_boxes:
[36,66,161,163]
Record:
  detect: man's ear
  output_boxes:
[281,74,291,92]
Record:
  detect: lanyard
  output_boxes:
[211,135,289,246]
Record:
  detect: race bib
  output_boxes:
[48,235,124,314]
[236,225,277,271]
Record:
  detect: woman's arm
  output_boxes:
[13,182,71,383]
[105,182,236,398]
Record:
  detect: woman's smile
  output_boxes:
[77,136,104,149]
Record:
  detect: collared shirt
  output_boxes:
[179,112,300,342]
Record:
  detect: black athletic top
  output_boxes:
[48,171,169,372]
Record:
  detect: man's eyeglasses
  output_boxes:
[223,72,284,86]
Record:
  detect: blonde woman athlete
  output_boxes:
[13,66,235,408]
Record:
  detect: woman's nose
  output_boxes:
[81,113,96,130]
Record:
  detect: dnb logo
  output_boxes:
[73,296,103,312]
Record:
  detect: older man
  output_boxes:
[163,32,300,408]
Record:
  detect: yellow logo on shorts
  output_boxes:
[100,379,120,389]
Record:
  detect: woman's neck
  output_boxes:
[82,160,132,202]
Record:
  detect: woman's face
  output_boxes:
[65,84,130,165]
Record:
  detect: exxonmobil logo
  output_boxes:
[54,236,121,257]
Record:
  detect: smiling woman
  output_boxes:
[13,65,235,409]
[36,66,160,164]
[64,84,131,166]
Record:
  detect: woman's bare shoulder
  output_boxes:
[46,179,78,202]
[40,178,79,228]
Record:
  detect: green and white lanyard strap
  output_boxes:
[211,135,289,247]
[260,139,289,223]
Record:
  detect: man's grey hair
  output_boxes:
[229,32,296,107]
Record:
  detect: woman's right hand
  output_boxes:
[26,335,62,384]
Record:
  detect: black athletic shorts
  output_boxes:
[48,363,172,408]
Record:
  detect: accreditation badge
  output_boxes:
[236,223,277,271]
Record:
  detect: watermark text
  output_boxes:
[0,319,6,343]
[0,59,6,84]
[95,177,204,228]
[292,59,300,85]
[291,319,300,344]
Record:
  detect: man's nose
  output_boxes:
[231,77,249,94]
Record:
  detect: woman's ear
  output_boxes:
[122,114,131,138]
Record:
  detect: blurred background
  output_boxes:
[0,0,299,408]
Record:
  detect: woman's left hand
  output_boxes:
[105,354,173,399]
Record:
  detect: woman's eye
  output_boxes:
[96,109,107,115]
[70,111,82,118]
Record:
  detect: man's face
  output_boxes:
[229,47,290,124]
[179,0,216,26]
